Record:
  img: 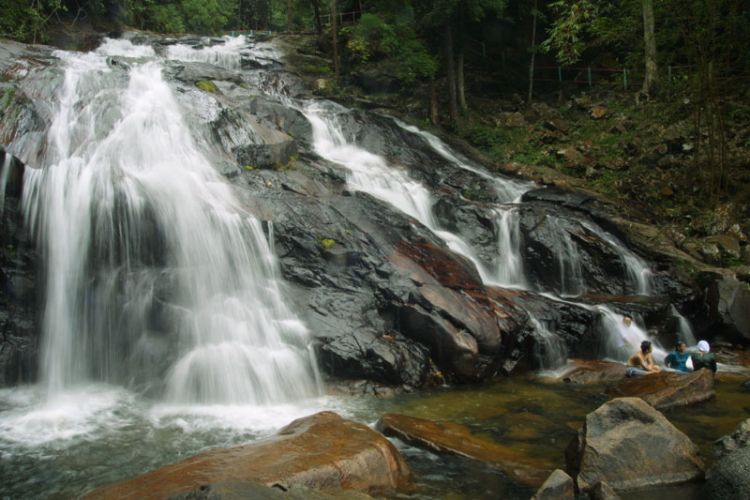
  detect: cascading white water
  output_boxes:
[580,220,652,295]
[671,305,697,346]
[492,206,526,288]
[22,40,320,404]
[166,36,245,70]
[392,118,530,203]
[301,102,494,279]
[597,306,668,362]
[556,224,585,297]
[528,315,568,370]
[0,153,12,214]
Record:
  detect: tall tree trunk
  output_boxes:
[444,23,459,121]
[287,0,293,31]
[430,79,439,125]
[528,0,539,102]
[331,0,340,81]
[640,0,658,98]
[456,5,467,113]
[311,0,322,35]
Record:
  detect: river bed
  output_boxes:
[1,371,748,498]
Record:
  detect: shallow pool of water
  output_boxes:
[1,372,749,499]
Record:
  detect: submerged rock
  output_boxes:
[705,418,750,499]
[565,397,704,492]
[376,413,551,487]
[609,369,715,410]
[531,469,574,499]
[87,412,411,498]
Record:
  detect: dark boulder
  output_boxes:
[0,152,39,386]
[695,271,750,343]
[705,418,750,499]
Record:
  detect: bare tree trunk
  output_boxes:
[456,5,467,113]
[444,23,459,121]
[457,47,467,113]
[640,0,658,98]
[430,79,439,125]
[311,0,322,34]
[331,0,340,81]
[528,0,539,102]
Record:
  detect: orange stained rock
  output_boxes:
[377,413,553,487]
[86,411,411,500]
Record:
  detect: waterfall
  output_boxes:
[528,315,568,370]
[0,153,11,214]
[580,220,652,295]
[22,40,320,404]
[597,306,667,362]
[165,36,245,70]
[556,224,585,297]
[492,207,526,288]
[671,305,697,346]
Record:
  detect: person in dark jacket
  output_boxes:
[665,341,691,372]
[691,340,717,373]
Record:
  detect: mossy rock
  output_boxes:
[195,80,219,93]
[319,238,336,250]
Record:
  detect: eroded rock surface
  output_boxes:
[565,397,704,492]
[609,369,715,410]
[87,412,410,499]
[376,412,551,487]
[705,418,750,500]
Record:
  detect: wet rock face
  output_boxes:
[0,152,39,386]
[697,272,750,342]
[376,413,552,487]
[532,469,574,500]
[565,397,704,492]
[705,418,750,499]
[87,411,411,498]
[609,369,715,410]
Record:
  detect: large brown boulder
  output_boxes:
[565,397,704,492]
[560,360,626,385]
[376,413,551,487]
[609,369,715,410]
[87,412,410,499]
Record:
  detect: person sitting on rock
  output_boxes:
[626,340,662,376]
[664,341,691,372]
[691,340,717,373]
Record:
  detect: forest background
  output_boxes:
[2,0,750,269]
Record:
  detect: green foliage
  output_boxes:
[541,0,598,65]
[148,3,185,33]
[0,0,64,43]
[181,0,230,34]
[342,12,436,83]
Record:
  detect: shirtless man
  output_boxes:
[626,340,661,376]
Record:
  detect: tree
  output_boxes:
[639,0,657,99]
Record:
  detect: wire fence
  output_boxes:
[532,64,697,91]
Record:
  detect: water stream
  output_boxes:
[0,35,726,499]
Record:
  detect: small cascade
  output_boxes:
[491,206,526,288]
[557,226,585,297]
[528,315,567,370]
[392,118,530,202]
[301,102,491,280]
[0,153,12,214]
[165,36,245,70]
[580,221,652,295]
[597,306,668,362]
[671,305,697,346]
[22,39,320,404]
